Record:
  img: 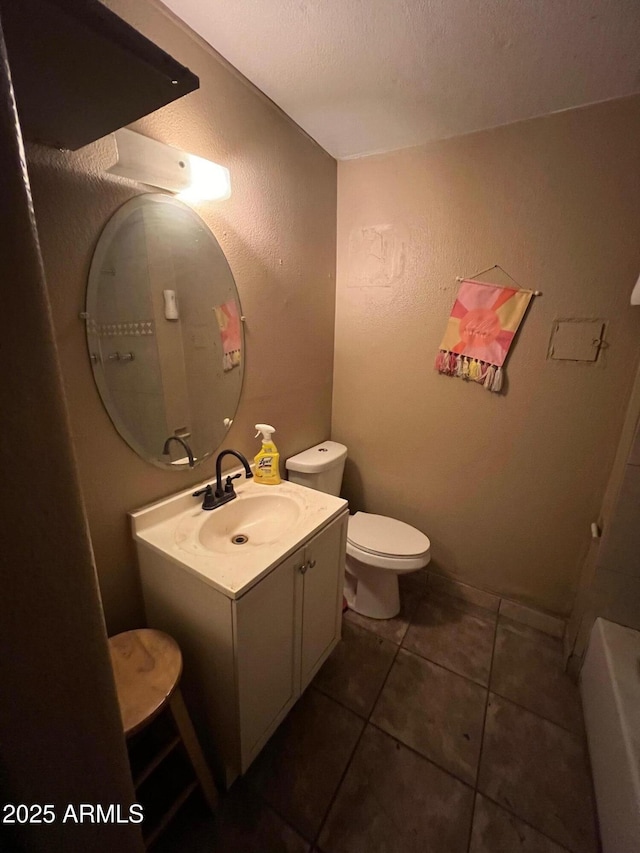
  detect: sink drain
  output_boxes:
[231,534,249,545]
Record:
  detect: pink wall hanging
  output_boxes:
[435,277,535,392]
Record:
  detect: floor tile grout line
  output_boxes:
[255,753,579,853]
[468,791,479,853]
[420,594,501,624]
[343,578,429,647]
[426,571,501,613]
[383,618,584,740]
[473,624,593,853]
[253,796,318,849]
[245,685,366,847]
[466,602,499,853]
[396,642,491,690]
[477,791,577,853]
[427,571,569,639]
[312,589,426,849]
[308,681,369,722]
[309,689,383,849]
[313,609,407,719]
[256,583,587,852]
[343,609,414,648]
[341,589,487,791]
[369,585,490,789]
[366,637,403,724]
[311,621,407,849]
[366,717,477,792]
[244,693,361,851]
[310,648,583,851]
[487,687,585,738]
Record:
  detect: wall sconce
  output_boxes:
[108,128,231,202]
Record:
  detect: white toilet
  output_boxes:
[285,441,431,619]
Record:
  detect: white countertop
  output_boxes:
[130,475,348,599]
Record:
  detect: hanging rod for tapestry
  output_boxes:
[455,264,542,296]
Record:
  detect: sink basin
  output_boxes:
[197,493,302,553]
[131,476,347,598]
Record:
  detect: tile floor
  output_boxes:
[155,572,600,853]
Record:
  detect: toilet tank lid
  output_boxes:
[285,441,347,473]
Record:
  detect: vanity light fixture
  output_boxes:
[108,128,231,202]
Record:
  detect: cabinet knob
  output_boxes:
[308,559,316,569]
[299,563,308,574]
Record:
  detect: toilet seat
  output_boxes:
[346,512,431,573]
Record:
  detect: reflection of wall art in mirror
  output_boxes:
[214,299,242,371]
[85,194,244,469]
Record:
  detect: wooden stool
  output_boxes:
[109,629,217,847]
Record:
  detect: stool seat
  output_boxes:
[108,627,218,842]
[108,628,182,737]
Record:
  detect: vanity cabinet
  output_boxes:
[138,509,348,787]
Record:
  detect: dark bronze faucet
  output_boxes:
[193,449,253,510]
[162,435,195,468]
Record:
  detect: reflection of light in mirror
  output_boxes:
[177,154,231,203]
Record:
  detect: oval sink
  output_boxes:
[197,493,302,553]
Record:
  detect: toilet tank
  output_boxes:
[285,441,347,496]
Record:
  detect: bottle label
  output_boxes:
[258,456,273,469]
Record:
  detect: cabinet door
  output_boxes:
[234,550,300,770]
[300,513,347,689]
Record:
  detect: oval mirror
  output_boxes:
[86,194,244,469]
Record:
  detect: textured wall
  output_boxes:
[566,358,640,664]
[0,22,142,852]
[334,95,640,616]
[26,0,336,632]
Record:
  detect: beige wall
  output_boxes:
[566,358,640,666]
[26,0,337,633]
[334,95,640,616]
[0,21,142,851]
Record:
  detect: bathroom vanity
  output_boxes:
[131,477,348,786]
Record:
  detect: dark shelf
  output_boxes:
[0,0,199,150]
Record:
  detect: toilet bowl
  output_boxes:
[285,441,431,620]
[345,512,430,619]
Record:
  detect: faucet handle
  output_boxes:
[192,484,216,510]
[224,473,242,494]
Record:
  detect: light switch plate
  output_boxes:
[548,319,606,362]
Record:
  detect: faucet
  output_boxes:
[163,435,195,468]
[193,449,253,511]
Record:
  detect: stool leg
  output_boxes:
[168,688,218,813]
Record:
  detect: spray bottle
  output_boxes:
[253,424,281,485]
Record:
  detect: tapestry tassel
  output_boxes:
[436,351,504,392]
[484,365,495,389]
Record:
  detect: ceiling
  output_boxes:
[162,0,640,160]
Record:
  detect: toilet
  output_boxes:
[285,441,431,619]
